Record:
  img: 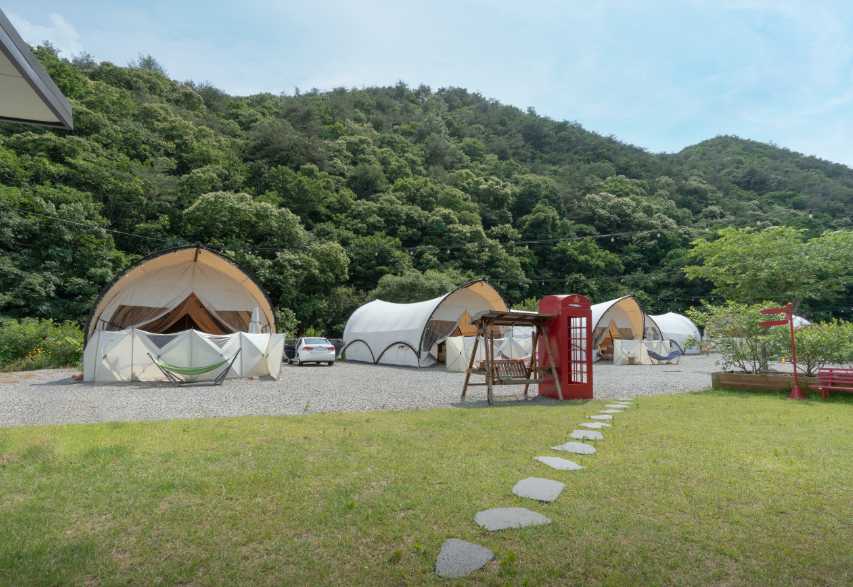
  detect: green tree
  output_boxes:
[684,227,853,309]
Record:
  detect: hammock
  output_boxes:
[147,350,241,385]
[647,348,682,363]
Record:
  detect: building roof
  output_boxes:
[0,9,73,129]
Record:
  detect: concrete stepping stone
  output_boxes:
[580,422,609,429]
[601,409,623,414]
[535,456,583,471]
[474,507,552,531]
[571,429,604,441]
[552,441,596,455]
[435,539,494,578]
[512,477,565,502]
[605,404,627,409]
[590,414,613,421]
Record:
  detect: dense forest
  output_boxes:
[1,47,851,336]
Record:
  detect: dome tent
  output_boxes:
[342,280,508,367]
[649,312,702,354]
[590,295,662,360]
[86,245,274,339]
[83,245,283,382]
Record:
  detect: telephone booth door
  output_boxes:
[538,294,593,399]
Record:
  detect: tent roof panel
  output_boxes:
[0,9,73,129]
[86,245,275,339]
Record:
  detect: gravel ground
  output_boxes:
[0,354,722,427]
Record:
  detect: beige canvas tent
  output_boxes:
[83,245,283,382]
[591,295,661,360]
[86,245,275,340]
[342,280,508,367]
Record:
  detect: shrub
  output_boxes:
[687,301,784,373]
[773,320,853,376]
[0,318,83,371]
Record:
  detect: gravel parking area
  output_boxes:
[0,355,720,427]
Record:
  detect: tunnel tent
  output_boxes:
[591,295,661,360]
[85,245,275,341]
[342,280,508,367]
[649,312,702,354]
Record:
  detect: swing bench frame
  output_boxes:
[461,310,563,405]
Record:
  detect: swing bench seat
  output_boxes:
[148,349,241,385]
[478,358,529,384]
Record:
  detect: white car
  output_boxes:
[294,337,336,366]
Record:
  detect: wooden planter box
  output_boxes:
[711,371,819,394]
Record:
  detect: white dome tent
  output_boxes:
[649,312,702,354]
[342,280,508,367]
[83,245,284,382]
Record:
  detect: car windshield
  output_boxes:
[304,338,329,344]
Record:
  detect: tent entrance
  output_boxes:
[140,293,232,335]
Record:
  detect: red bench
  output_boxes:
[817,368,853,399]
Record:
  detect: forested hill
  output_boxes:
[1,48,850,335]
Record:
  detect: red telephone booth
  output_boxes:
[538,294,593,399]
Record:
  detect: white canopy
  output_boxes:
[83,328,284,383]
[86,246,275,340]
[342,280,507,367]
[793,315,811,328]
[0,10,73,129]
[649,312,702,354]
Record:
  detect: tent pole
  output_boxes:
[486,322,494,405]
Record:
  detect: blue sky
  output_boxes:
[7,1,853,165]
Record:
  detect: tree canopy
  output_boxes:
[1,46,851,334]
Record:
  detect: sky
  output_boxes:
[6,0,853,165]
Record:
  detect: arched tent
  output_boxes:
[86,245,275,340]
[590,295,661,359]
[83,245,283,383]
[649,312,702,354]
[342,280,508,367]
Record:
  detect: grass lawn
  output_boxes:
[1,391,851,586]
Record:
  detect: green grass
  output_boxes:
[1,391,851,586]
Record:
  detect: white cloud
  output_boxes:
[7,12,83,57]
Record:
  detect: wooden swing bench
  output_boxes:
[461,310,563,405]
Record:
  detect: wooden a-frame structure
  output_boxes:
[461,310,563,405]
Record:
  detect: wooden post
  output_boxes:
[543,333,564,401]
[523,329,540,399]
[461,321,482,401]
[486,322,494,405]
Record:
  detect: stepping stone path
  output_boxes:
[435,539,494,578]
[512,477,565,502]
[590,414,613,421]
[474,507,551,531]
[580,422,609,429]
[534,456,583,471]
[552,441,596,455]
[601,409,623,414]
[571,429,604,441]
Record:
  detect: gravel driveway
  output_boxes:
[0,355,720,427]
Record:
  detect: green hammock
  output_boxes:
[157,358,227,376]
[147,350,241,385]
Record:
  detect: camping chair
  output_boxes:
[147,349,241,385]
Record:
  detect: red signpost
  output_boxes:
[759,303,804,400]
